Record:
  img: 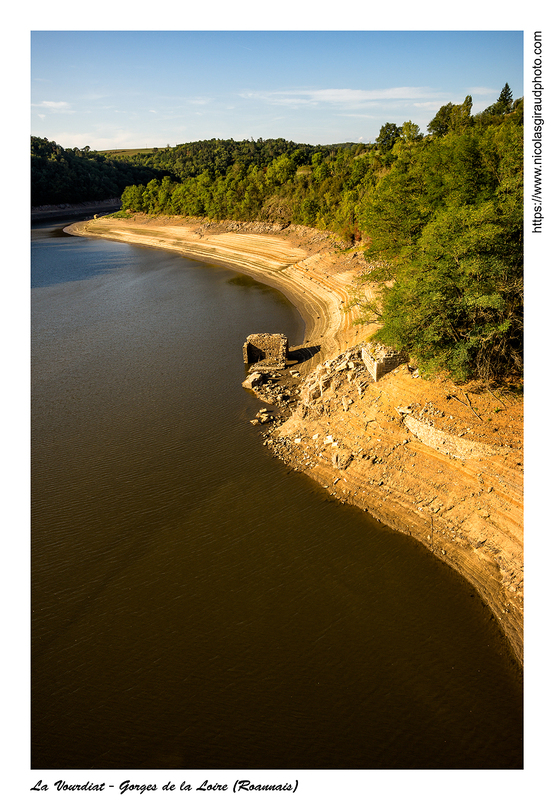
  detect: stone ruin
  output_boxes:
[361,343,408,382]
[243,333,289,373]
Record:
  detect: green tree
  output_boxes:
[399,120,422,142]
[31,137,163,206]
[375,122,401,152]
[492,83,513,115]
[427,103,455,137]
[449,95,473,132]
[428,96,472,137]
[372,202,521,380]
[121,183,146,212]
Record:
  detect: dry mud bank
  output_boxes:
[67,214,523,666]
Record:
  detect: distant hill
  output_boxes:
[98,148,157,157]
[103,137,332,183]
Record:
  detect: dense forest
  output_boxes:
[110,137,333,183]
[31,85,522,382]
[354,88,523,383]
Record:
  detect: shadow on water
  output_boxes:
[228,273,321,368]
[227,273,272,289]
[227,273,295,311]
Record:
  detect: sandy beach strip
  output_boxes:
[65,215,373,371]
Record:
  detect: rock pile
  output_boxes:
[242,368,302,411]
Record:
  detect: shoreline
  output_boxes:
[32,199,121,221]
[64,214,375,372]
[66,213,523,667]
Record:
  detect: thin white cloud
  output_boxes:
[313,87,436,102]
[337,113,379,119]
[55,129,143,151]
[241,93,312,107]
[32,100,73,113]
[80,93,110,102]
[414,89,494,111]
[467,86,498,96]
[240,87,440,107]
[413,101,445,109]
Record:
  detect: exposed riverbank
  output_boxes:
[66,213,523,666]
[32,199,121,221]
[65,214,374,368]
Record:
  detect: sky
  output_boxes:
[30,30,523,151]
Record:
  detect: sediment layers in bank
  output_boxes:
[264,350,523,665]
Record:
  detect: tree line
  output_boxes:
[115,137,333,182]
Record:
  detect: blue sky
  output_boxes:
[31,30,523,150]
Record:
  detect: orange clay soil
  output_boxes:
[67,214,523,666]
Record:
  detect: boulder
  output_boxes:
[242,372,265,390]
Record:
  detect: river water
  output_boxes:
[31,217,522,770]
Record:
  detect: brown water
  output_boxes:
[31,218,523,770]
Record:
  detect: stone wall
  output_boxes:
[361,343,408,382]
[403,415,501,460]
[243,333,289,371]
